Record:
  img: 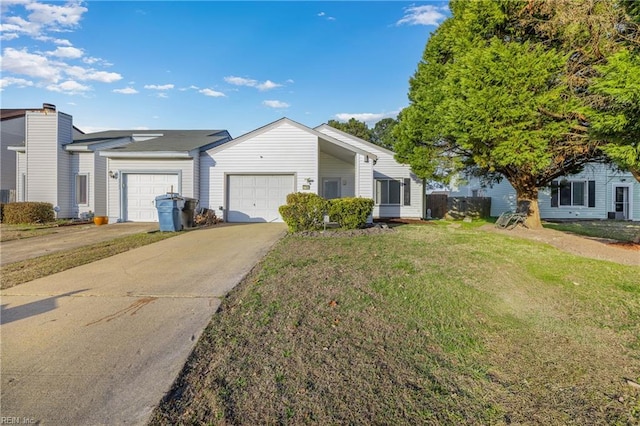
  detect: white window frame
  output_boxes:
[375,178,402,206]
[75,173,89,206]
[555,180,587,207]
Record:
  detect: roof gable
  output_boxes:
[314,123,396,157]
[206,117,376,159]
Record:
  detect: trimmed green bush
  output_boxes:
[2,202,55,224]
[279,192,329,232]
[328,197,374,229]
[279,193,374,232]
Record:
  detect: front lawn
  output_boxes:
[152,224,640,425]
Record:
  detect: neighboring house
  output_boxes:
[4,104,85,214]
[6,109,423,223]
[450,163,640,221]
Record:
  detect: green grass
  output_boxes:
[544,220,640,242]
[1,232,176,289]
[152,225,640,425]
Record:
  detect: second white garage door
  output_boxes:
[125,173,179,222]
[227,174,294,222]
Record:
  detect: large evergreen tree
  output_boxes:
[395,0,637,228]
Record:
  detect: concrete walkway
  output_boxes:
[1,222,159,266]
[0,223,286,425]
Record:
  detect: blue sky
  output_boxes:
[1,1,448,136]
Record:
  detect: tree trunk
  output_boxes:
[507,176,543,229]
[518,196,542,229]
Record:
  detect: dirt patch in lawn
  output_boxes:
[483,224,640,266]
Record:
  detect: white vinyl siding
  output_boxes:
[16,152,26,201]
[319,151,354,198]
[56,113,73,217]
[94,153,108,216]
[316,126,423,218]
[106,158,194,222]
[25,112,59,208]
[202,122,316,215]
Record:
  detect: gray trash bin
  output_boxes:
[155,193,185,232]
[181,197,199,229]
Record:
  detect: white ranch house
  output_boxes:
[2,104,424,223]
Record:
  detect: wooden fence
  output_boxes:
[425,195,491,219]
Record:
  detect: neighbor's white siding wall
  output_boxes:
[1,116,24,191]
[201,122,317,212]
[57,113,73,217]
[319,151,355,197]
[106,158,194,221]
[318,127,423,218]
[16,152,26,201]
[25,111,59,208]
[538,164,607,220]
[70,152,96,217]
[603,167,639,221]
[94,153,108,216]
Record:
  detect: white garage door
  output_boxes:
[227,174,294,222]
[125,173,179,222]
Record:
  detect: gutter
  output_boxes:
[99,151,193,159]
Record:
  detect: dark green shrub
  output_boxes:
[328,197,374,229]
[279,193,329,232]
[2,202,55,224]
[0,203,4,223]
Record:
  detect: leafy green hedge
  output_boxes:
[2,202,55,224]
[328,197,374,229]
[279,193,328,232]
[279,193,374,232]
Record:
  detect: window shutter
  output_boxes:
[588,180,596,208]
[550,181,558,207]
[403,178,411,205]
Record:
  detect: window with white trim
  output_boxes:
[75,174,88,205]
[551,180,595,208]
[375,178,411,206]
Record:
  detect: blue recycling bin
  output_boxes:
[155,193,185,232]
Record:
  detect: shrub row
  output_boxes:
[2,202,55,224]
[279,193,374,232]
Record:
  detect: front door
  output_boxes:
[614,186,629,220]
[322,178,341,199]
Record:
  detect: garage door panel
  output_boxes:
[125,173,179,222]
[227,174,294,223]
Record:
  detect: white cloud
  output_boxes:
[0,76,34,89]
[396,5,447,26]
[263,100,289,109]
[113,87,138,95]
[1,47,61,81]
[179,85,199,91]
[47,46,83,58]
[225,75,282,91]
[256,80,282,91]
[1,0,88,40]
[46,79,91,94]
[335,111,399,125]
[54,38,72,46]
[317,11,335,20]
[286,79,294,84]
[156,92,168,99]
[199,88,225,97]
[144,84,174,90]
[224,75,257,87]
[64,65,122,82]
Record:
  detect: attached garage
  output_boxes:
[124,173,179,222]
[226,174,294,222]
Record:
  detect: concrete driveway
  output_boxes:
[0,223,286,425]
